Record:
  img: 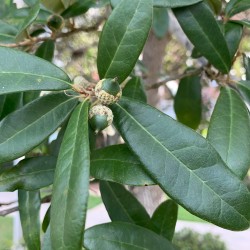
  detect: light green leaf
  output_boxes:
[42,226,52,250]
[207,87,250,179]
[225,0,250,18]
[111,97,250,231]
[0,47,71,95]
[0,156,56,191]
[84,222,176,250]
[91,144,154,185]
[206,0,222,14]
[154,0,202,8]
[173,2,231,73]
[18,190,41,250]
[16,2,40,39]
[174,75,202,130]
[61,0,71,8]
[0,93,77,164]
[97,0,153,83]
[100,181,151,227]
[237,81,250,104]
[122,77,147,103]
[243,54,250,80]
[151,200,178,241]
[35,40,55,62]
[153,7,169,39]
[50,100,90,250]
[41,0,65,13]
[231,19,250,29]
[0,20,17,43]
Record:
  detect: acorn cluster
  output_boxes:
[89,78,122,133]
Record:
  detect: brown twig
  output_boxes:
[146,67,203,90]
[0,201,16,207]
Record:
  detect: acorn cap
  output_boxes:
[47,15,64,31]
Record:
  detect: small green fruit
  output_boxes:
[89,105,113,133]
[47,15,64,31]
[95,78,122,105]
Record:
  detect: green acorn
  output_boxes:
[47,14,64,31]
[95,78,122,105]
[89,105,113,133]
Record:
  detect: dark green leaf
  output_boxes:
[207,87,250,179]
[225,0,250,18]
[100,181,151,227]
[173,2,231,73]
[0,156,56,191]
[0,93,77,164]
[61,0,95,18]
[91,144,154,185]
[123,77,147,103]
[0,47,71,95]
[18,190,41,250]
[16,2,40,39]
[154,0,202,8]
[42,206,50,233]
[50,100,90,250]
[151,200,178,241]
[0,92,23,120]
[0,20,17,43]
[174,75,202,130]
[231,19,250,29]
[84,222,176,250]
[206,0,222,14]
[191,47,202,58]
[97,0,153,83]
[237,81,250,104]
[224,22,243,60]
[111,97,250,231]
[243,54,250,80]
[35,40,55,62]
[153,7,169,39]
[23,91,40,105]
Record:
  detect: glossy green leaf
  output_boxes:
[42,206,50,233]
[110,0,120,8]
[0,93,77,164]
[23,91,41,105]
[173,2,231,73]
[123,77,147,103]
[84,222,176,250]
[206,0,222,14]
[224,22,243,60]
[91,144,154,185]
[207,87,250,179]
[0,95,6,118]
[35,40,55,62]
[154,0,202,8]
[41,0,65,13]
[174,75,202,130]
[231,19,250,29]
[24,0,38,6]
[100,181,151,227]
[61,0,95,18]
[0,92,23,120]
[0,156,56,191]
[50,100,90,250]
[152,7,169,39]
[16,2,40,39]
[0,20,17,43]
[225,0,250,18]
[237,81,250,104]
[18,190,41,250]
[97,0,153,83]
[243,54,250,80]
[42,226,52,250]
[0,47,71,95]
[151,200,178,241]
[111,97,250,231]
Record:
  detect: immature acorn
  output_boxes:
[47,14,64,31]
[89,105,113,133]
[95,78,122,105]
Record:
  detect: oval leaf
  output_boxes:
[174,75,202,130]
[100,181,151,227]
[91,144,154,185]
[0,20,17,43]
[50,100,90,250]
[0,93,77,164]
[243,54,250,80]
[225,0,250,18]
[97,0,153,83]
[18,190,41,250]
[42,206,50,233]
[173,2,231,73]
[207,87,250,180]
[152,7,169,39]
[154,0,202,8]
[0,47,71,95]
[237,81,250,104]
[0,156,56,191]
[111,97,250,231]
[35,40,55,62]
[151,200,178,241]
[84,222,176,250]
[42,226,52,250]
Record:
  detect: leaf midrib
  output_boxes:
[116,102,247,221]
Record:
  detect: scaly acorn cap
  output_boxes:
[89,105,113,133]
[95,78,122,105]
[47,14,64,31]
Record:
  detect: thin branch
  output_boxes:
[146,67,203,90]
[0,201,16,207]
